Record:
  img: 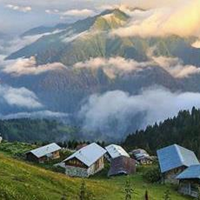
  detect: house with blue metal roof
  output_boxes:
[157,144,199,183]
[176,165,200,198]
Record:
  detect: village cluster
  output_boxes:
[25,142,153,178]
[4,137,200,199]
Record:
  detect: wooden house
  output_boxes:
[26,143,61,163]
[157,144,199,184]
[105,144,130,161]
[130,149,153,165]
[63,143,106,177]
[108,156,136,177]
[176,165,200,198]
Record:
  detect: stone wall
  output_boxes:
[65,156,105,177]
[65,166,89,177]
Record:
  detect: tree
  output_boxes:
[79,180,86,200]
[163,190,171,200]
[78,180,94,200]
[145,190,149,200]
[124,179,134,200]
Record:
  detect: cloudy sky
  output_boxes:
[0,0,116,34]
[0,0,191,34]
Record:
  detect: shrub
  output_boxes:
[143,167,161,183]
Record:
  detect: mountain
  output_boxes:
[6,9,200,66]
[2,8,200,141]
[7,9,133,64]
[123,107,200,156]
[21,23,69,37]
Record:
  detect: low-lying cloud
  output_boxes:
[79,87,200,140]
[74,56,200,79]
[0,110,68,120]
[192,40,200,49]
[151,56,200,78]
[1,56,65,76]
[0,85,42,109]
[74,57,151,78]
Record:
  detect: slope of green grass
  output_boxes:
[0,152,191,200]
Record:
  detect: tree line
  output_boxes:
[123,107,200,156]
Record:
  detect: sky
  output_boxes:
[0,0,194,35]
[0,0,117,34]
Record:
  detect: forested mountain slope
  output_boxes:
[123,107,200,156]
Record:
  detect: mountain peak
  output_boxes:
[91,9,129,31]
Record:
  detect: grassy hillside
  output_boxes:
[0,151,191,200]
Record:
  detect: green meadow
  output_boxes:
[0,146,191,200]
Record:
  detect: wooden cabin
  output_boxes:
[105,144,130,161]
[130,149,153,165]
[157,144,199,184]
[177,165,200,198]
[63,143,106,177]
[26,143,61,163]
[108,156,136,177]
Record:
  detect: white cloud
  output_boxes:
[79,87,200,139]
[1,57,65,76]
[74,56,200,79]
[74,57,151,78]
[192,40,200,49]
[0,85,42,109]
[111,0,200,38]
[152,56,200,78]
[62,9,95,17]
[45,8,96,19]
[6,4,32,13]
[0,110,68,120]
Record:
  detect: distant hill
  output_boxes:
[0,119,81,142]
[123,107,200,156]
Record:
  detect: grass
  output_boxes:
[0,151,192,200]
[0,142,37,158]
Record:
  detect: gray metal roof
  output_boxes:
[64,143,106,167]
[29,143,61,158]
[157,144,199,173]
[105,144,130,159]
[177,165,200,180]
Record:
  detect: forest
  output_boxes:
[123,107,200,156]
[0,119,80,142]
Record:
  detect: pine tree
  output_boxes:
[79,180,86,200]
[124,179,134,200]
[163,190,171,200]
[78,180,94,200]
[145,190,149,200]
